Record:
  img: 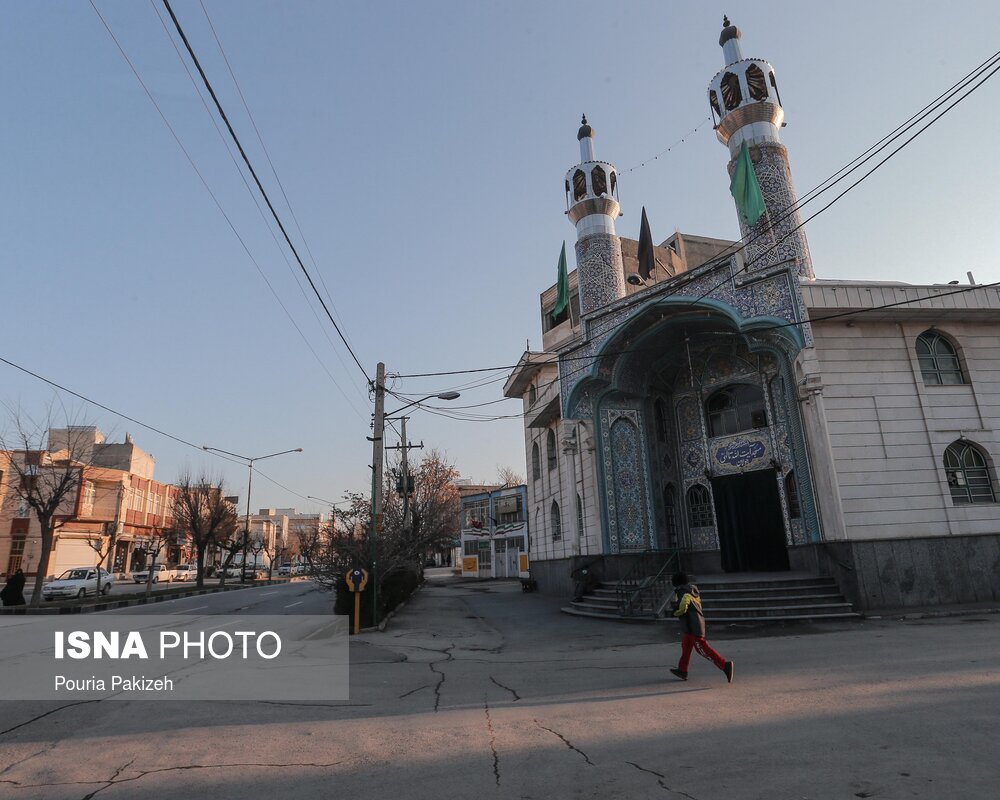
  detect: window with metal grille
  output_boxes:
[550,501,561,541]
[705,384,767,437]
[663,483,678,544]
[944,440,996,504]
[687,484,713,527]
[573,169,587,202]
[576,494,584,537]
[721,72,742,110]
[709,89,721,119]
[916,331,965,385]
[6,534,26,574]
[746,64,768,100]
[591,165,607,196]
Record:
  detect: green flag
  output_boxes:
[730,141,766,226]
[551,241,569,320]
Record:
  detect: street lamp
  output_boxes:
[368,385,460,626]
[202,445,303,583]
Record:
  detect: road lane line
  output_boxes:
[284,601,303,608]
[170,606,208,614]
[259,591,279,597]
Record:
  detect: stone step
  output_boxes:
[560,606,863,624]
[705,602,855,618]
[703,593,848,607]
[700,584,840,598]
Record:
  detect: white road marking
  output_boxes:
[171,605,208,614]
[259,591,279,597]
[205,620,235,630]
[284,601,303,608]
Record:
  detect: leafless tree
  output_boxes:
[171,472,238,588]
[0,407,99,607]
[496,464,525,488]
[309,450,460,608]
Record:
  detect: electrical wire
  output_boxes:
[195,0,368,402]
[145,1,368,420]
[161,0,370,382]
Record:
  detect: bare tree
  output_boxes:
[496,464,525,489]
[309,451,461,614]
[171,473,238,588]
[0,408,98,607]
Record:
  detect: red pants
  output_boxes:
[679,634,726,672]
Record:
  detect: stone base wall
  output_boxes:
[789,534,1000,611]
[530,552,680,597]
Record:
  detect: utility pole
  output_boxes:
[400,416,411,530]
[369,361,386,628]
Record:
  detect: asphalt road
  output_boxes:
[1,576,998,799]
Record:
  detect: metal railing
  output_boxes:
[614,549,680,617]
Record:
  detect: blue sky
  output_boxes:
[3,1,998,511]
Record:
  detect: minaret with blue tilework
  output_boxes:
[708,17,814,280]
[565,116,627,316]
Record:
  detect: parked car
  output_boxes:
[277,563,298,576]
[220,565,242,579]
[171,564,197,582]
[242,566,265,580]
[132,564,173,584]
[42,567,114,601]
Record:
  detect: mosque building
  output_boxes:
[503,18,1000,612]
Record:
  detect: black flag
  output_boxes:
[637,206,654,281]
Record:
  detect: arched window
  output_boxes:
[576,493,584,537]
[551,501,562,541]
[944,440,996,504]
[564,179,571,208]
[663,483,677,544]
[916,331,965,385]
[769,71,782,105]
[572,169,587,202]
[784,471,801,519]
[709,89,721,119]
[610,170,617,198]
[531,442,541,482]
[546,429,557,471]
[705,384,767,437]
[721,72,742,110]
[746,64,768,101]
[686,484,713,527]
[528,384,537,405]
[591,165,607,196]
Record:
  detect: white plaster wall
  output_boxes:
[811,318,1000,539]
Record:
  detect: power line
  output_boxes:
[393,45,1000,382]
[0,351,312,501]
[195,0,368,402]
[161,0,370,383]
[144,1,368,420]
[89,0,367,422]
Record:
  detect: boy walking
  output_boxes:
[668,572,734,683]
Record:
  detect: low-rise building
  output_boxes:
[459,484,529,579]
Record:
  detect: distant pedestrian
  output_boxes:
[1,568,27,607]
[668,571,734,683]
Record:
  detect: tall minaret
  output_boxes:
[708,17,814,280]
[565,115,626,316]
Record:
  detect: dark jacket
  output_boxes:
[1,570,27,606]
[670,583,706,637]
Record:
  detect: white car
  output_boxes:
[42,567,114,601]
[171,564,197,582]
[132,564,173,584]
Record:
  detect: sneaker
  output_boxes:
[669,668,688,681]
[724,661,735,683]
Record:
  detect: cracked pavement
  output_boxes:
[1,573,999,798]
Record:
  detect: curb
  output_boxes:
[0,580,286,615]
[357,581,425,634]
[865,606,1000,622]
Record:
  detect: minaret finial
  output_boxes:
[581,113,587,125]
[723,15,730,27]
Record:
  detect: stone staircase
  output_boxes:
[562,572,862,624]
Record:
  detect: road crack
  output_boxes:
[398,684,431,699]
[533,719,594,766]
[484,699,500,786]
[489,676,520,701]
[626,761,702,799]
[428,644,455,711]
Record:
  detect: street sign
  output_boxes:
[346,568,369,593]
[346,568,370,635]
